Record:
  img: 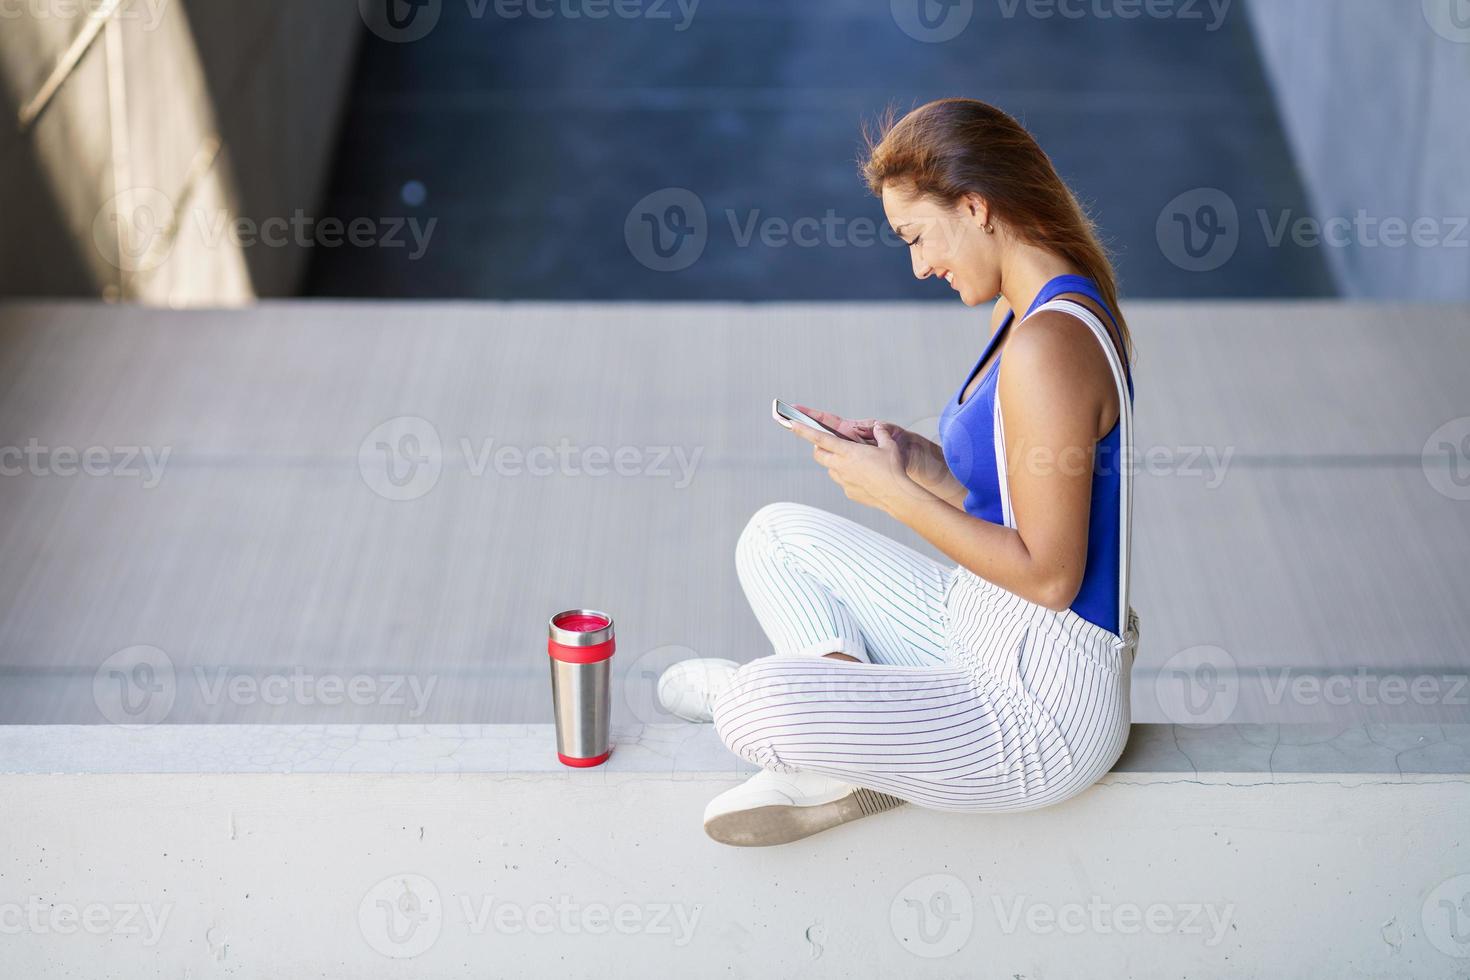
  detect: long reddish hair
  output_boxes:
[862,98,1134,365]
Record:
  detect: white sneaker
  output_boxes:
[703,769,905,847]
[656,658,741,723]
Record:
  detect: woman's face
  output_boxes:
[881,183,1000,307]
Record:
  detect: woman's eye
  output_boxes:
[907,236,922,248]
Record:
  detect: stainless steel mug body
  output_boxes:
[547,609,615,766]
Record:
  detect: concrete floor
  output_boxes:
[306,0,1334,300]
[0,299,1466,726]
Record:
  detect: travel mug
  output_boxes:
[547,609,615,767]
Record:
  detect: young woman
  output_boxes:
[658,97,1140,847]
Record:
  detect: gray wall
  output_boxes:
[0,1,360,305]
[1247,0,1470,300]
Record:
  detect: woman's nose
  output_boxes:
[910,250,931,280]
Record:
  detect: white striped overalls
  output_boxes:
[712,300,1139,812]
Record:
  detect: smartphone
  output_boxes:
[772,399,851,440]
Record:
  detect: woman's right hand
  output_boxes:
[794,406,958,500]
[793,405,881,445]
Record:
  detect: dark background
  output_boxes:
[306,0,1335,300]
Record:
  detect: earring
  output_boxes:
[984,223,994,234]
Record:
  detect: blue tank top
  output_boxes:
[936,274,1133,635]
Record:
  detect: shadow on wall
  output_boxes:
[1245,0,1470,300]
[0,2,360,306]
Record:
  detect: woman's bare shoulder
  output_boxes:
[998,309,1117,408]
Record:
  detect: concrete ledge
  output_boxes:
[0,724,1467,976]
[2,722,1469,778]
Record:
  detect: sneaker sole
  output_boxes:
[703,787,904,847]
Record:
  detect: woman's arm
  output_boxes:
[790,311,1113,612]
[794,405,968,511]
[897,434,969,511]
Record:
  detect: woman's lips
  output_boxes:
[943,272,956,288]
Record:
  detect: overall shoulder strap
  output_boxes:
[1028,298,1135,645]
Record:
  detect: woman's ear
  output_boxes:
[962,192,990,229]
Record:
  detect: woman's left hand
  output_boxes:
[787,421,919,514]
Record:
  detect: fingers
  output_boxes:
[786,422,844,454]
[793,404,840,428]
[796,404,875,443]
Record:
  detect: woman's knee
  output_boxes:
[735,501,831,566]
[711,657,805,767]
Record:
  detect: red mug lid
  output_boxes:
[548,609,614,647]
